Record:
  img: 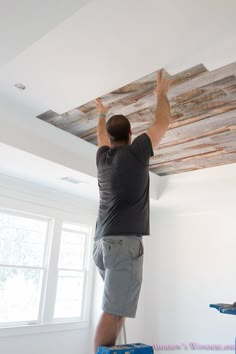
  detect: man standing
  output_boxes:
[93,70,172,353]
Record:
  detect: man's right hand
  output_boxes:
[146,70,172,150]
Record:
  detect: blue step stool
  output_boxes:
[210,302,236,354]
[97,343,154,354]
[209,302,236,315]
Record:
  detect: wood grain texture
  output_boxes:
[37,62,236,176]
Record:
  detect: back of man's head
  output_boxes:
[106,115,131,143]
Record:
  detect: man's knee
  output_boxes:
[103,311,124,321]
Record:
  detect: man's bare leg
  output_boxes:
[94,312,125,354]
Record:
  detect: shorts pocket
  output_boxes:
[129,238,144,260]
[93,240,104,271]
[102,238,131,270]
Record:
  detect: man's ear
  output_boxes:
[128,129,132,143]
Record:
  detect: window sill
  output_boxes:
[0,320,89,337]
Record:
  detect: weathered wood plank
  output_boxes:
[157,109,236,148]
[36,62,236,176]
[71,64,208,120]
[151,152,236,176]
[150,128,236,165]
[103,63,236,117]
[37,110,59,121]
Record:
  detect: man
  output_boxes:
[93,70,172,353]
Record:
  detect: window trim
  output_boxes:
[0,210,52,327]
[0,206,95,334]
[0,320,89,337]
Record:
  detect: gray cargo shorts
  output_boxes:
[93,235,144,318]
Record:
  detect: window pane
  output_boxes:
[0,267,43,323]
[54,270,84,318]
[58,230,86,270]
[0,212,48,267]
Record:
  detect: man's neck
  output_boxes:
[111,141,128,148]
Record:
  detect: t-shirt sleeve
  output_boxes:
[130,133,154,165]
[96,145,110,167]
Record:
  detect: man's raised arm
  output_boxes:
[96,98,111,147]
[146,70,172,150]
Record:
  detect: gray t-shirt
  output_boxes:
[95,133,154,240]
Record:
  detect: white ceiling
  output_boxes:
[0,142,99,200]
[0,0,236,115]
[0,0,92,68]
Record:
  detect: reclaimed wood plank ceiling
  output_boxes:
[37,62,236,176]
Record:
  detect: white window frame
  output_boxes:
[52,221,92,323]
[0,209,53,327]
[0,205,95,337]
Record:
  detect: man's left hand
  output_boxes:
[96,98,111,115]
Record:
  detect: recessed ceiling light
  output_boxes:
[14,83,26,90]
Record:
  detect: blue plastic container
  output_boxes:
[97,343,154,354]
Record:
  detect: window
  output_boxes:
[0,209,93,328]
[54,222,91,320]
[0,210,50,326]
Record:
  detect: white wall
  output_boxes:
[143,163,236,353]
[91,163,236,351]
[0,174,98,354]
[0,329,89,354]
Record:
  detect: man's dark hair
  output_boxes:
[106,115,131,143]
